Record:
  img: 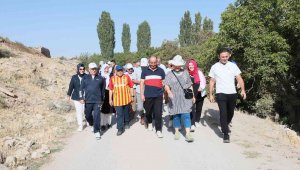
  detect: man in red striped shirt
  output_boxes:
[109,65,134,136]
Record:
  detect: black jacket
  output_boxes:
[67,74,86,101]
[79,74,106,103]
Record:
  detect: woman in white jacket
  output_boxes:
[187,59,207,131]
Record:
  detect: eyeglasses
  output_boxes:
[79,68,85,70]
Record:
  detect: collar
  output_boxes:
[148,66,158,71]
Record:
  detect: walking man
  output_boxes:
[209,47,246,143]
[140,56,165,138]
[109,65,134,136]
[79,62,106,140]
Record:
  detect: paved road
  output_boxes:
[41,101,256,170]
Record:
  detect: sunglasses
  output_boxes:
[90,68,97,70]
[79,68,85,70]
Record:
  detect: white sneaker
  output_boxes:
[90,126,94,132]
[77,125,83,132]
[95,132,101,140]
[156,131,163,138]
[148,124,153,131]
[191,125,195,132]
[195,122,200,128]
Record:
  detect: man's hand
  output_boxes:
[209,94,215,103]
[109,99,113,106]
[240,90,246,100]
[141,94,145,102]
[79,100,85,104]
[192,97,196,104]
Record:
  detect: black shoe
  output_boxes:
[125,124,130,129]
[101,125,106,131]
[117,129,124,136]
[223,134,230,143]
[106,124,111,129]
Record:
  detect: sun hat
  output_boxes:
[171,55,185,66]
[88,62,98,69]
[140,58,148,67]
[116,65,123,71]
[168,60,173,65]
[126,63,133,69]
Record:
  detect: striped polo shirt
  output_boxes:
[109,74,133,106]
[141,67,165,97]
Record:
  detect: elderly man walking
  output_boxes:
[209,48,246,143]
[79,62,106,140]
[140,56,165,138]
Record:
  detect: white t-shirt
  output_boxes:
[209,62,241,94]
[132,67,142,93]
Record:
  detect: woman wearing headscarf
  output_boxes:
[164,55,194,142]
[187,59,207,131]
[67,63,87,131]
[100,64,113,131]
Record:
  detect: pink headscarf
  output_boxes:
[187,59,200,84]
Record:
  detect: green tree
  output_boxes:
[203,17,214,32]
[192,12,202,45]
[97,11,115,58]
[179,11,192,47]
[122,23,131,53]
[137,21,151,52]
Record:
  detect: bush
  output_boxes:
[0,49,12,58]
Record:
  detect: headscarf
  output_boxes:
[187,59,200,84]
[76,63,85,77]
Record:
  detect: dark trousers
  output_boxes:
[143,96,163,131]
[115,105,130,130]
[85,103,101,133]
[190,84,206,125]
[216,93,237,135]
[191,96,205,125]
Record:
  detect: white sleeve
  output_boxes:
[208,65,215,78]
[234,64,242,76]
[198,71,206,90]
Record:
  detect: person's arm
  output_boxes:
[209,78,215,103]
[100,77,106,102]
[108,78,114,106]
[236,75,246,100]
[109,90,113,106]
[67,76,74,100]
[140,79,145,101]
[198,71,206,91]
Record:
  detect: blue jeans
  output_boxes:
[173,113,191,128]
[115,105,130,130]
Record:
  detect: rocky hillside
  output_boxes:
[0,38,79,169]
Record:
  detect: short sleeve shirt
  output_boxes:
[109,74,133,106]
[141,67,165,97]
[209,62,241,94]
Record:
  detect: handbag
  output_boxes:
[172,71,194,99]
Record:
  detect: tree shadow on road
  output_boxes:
[201,109,223,139]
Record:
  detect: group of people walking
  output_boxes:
[67,47,246,143]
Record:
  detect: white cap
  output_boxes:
[88,62,97,69]
[126,63,133,69]
[99,60,104,65]
[140,58,148,67]
[168,60,173,65]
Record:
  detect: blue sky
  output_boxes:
[0,0,235,57]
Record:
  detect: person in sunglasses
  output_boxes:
[67,63,86,132]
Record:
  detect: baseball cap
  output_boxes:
[88,62,97,69]
[116,65,123,71]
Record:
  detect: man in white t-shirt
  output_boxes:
[209,47,246,143]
